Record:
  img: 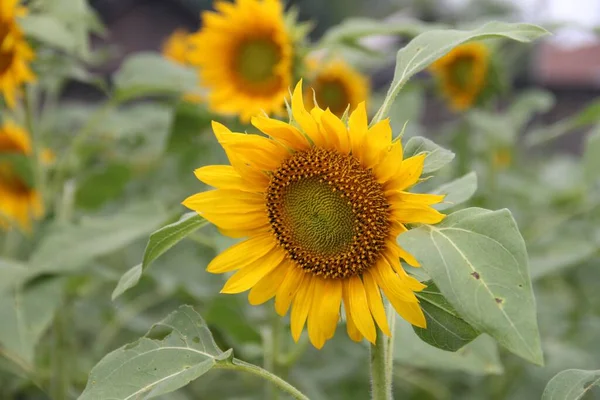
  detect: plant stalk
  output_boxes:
[370,328,394,400]
[219,359,309,400]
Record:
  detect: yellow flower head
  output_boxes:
[162,29,193,66]
[183,81,445,348]
[187,0,293,122]
[0,121,43,231]
[305,58,370,117]
[0,0,35,108]
[430,42,489,111]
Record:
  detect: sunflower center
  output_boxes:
[267,148,390,279]
[236,38,280,83]
[449,56,475,90]
[315,79,349,115]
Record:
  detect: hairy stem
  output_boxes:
[370,328,393,400]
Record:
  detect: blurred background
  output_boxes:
[81,0,600,153]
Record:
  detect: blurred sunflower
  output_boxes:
[0,0,35,108]
[183,81,445,348]
[187,0,292,121]
[305,58,370,117]
[162,29,193,65]
[0,121,43,231]
[430,42,489,111]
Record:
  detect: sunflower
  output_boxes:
[187,0,293,122]
[0,0,35,108]
[183,81,445,348]
[162,29,193,66]
[429,42,489,111]
[305,58,370,117]
[0,121,43,231]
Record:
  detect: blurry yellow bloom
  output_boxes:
[162,29,193,65]
[0,121,43,231]
[41,148,55,166]
[0,0,35,108]
[183,81,445,349]
[493,148,512,169]
[187,0,293,121]
[305,58,370,117]
[430,43,489,111]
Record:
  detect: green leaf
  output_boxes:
[80,305,232,400]
[403,136,455,173]
[111,264,142,300]
[508,90,555,133]
[0,259,30,294]
[413,281,480,351]
[20,15,77,53]
[542,369,600,400]
[529,237,598,280]
[432,172,477,211]
[0,154,35,188]
[398,207,544,365]
[0,278,64,365]
[29,202,166,274]
[583,127,600,189]
[394,317,502,375]
[112,213,208,300]
[319,18,446,48]
[374,21,549,122]
[114,53,198,102]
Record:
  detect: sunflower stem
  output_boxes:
[219,359,309,400]
[264,311,281,400]
[370,328,394,400]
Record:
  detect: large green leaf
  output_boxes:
[403,136,455,174]
[373,22,549,122]
[432,172,477,211]
[394,318,502,375]
[112,212,209,300]
[29,202,166,274]
[20,15,77,53]
[413,281,480,351]
[542,369,600,400]
[114,53,198,102]
[80,305,232,400]
[398,208,544,365]
[319,18,446,48]
[0,259,30,294]
[0,278,64,365]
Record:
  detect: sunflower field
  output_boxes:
[1,0,600,399]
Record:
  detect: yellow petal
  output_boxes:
[385,154,426,191]
[218,132,289,172]
[194,165,264,192]
[201,211,269,232]
[292,80,320,141]
[342,284,363,342]
[182,190,264,213]
[388,242,420,268]
[275,265,306,316]
[391,204,445,225]
[361,119,392,169]
[393,192,445,206]
[348,102,368,155]
[388,295,427,328]
[374,141,404,184]
[345,276,376,343]
[251,115,311,151]
[221,248,286,294]
[362,272,391,336]
[308,278,342,348]
[320,109,350,154]
[207,234,277,273]
[248,262,290,305]
[291,275,316,342]
[370,259,419,303]
[382,248,426,291]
